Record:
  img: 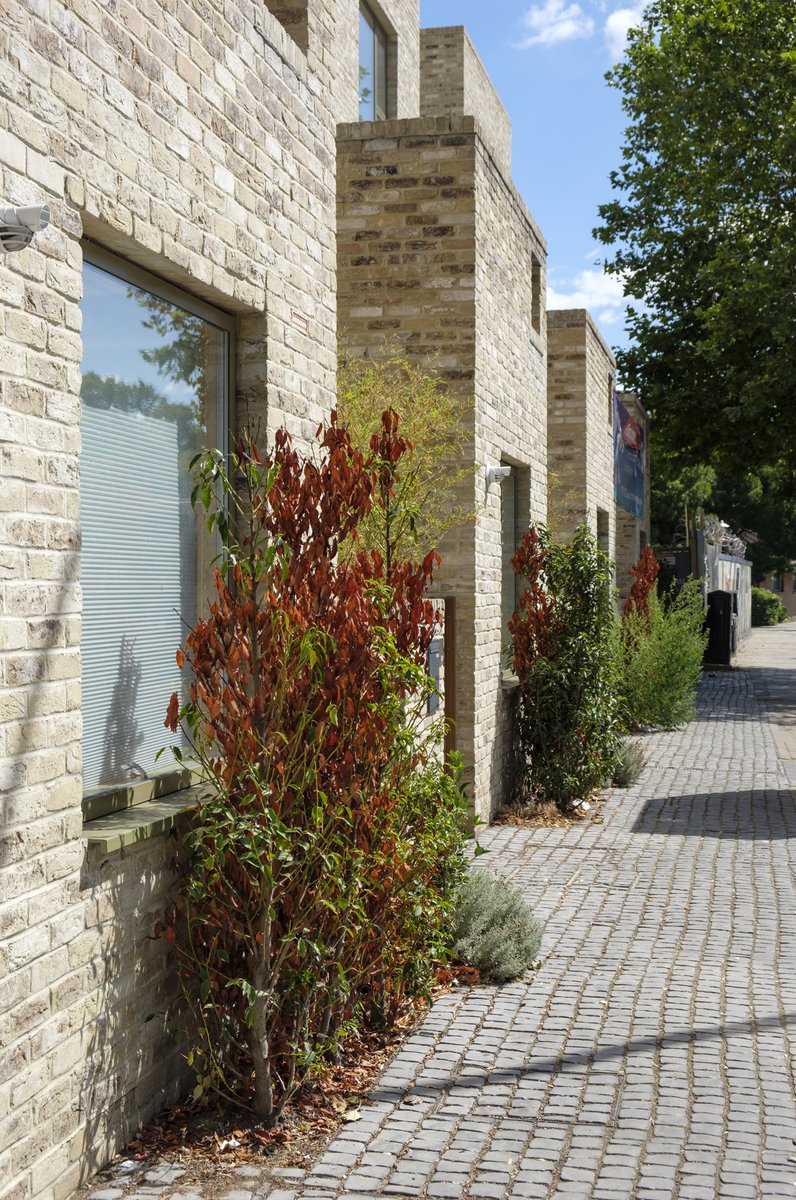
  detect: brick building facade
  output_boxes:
[0,4,622,1197]
[337,25,547,824]
[547,309,617,562]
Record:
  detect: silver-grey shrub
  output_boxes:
[612,738,646,787]
[452,871,542,983]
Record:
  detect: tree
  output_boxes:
[337,349,476,565]
[595,0,796,564]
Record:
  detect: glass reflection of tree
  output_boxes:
[130,289,219,630]
[136,293,208,440]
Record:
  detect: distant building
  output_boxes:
[613,390,651,599]
[759,570,796,618]
[547,309,617,564]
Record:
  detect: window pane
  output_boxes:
[80,259,228,792]
[359,9,375,120]
[375,23,388,119]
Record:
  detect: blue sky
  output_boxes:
[420,0,644,352]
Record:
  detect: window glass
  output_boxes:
[80,250,230,793]
[359,3,388,120]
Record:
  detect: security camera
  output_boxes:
[486,465,512,487]
[0,204,50,252]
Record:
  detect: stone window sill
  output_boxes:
[82,783,207,854]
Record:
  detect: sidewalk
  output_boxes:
[86,627,796,1200]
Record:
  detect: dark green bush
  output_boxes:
[509,525,622,811]
[751,586,788,626]
[452,871,542,983]
[621,581,707,729]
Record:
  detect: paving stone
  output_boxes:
[107,643,796,1200]
[144,1166,187,1185]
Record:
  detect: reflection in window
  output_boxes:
[80,250,231,792]
[359,3,388,121]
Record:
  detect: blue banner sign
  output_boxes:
[614,393,645,518]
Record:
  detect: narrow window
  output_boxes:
[501,465,520,636]
[427,635,443,715]
[597,507,609,555]
[359,3,388,121]
[608,375,615,424]
[531,255,542,334]
[80,246,232,795]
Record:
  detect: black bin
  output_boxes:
[704,590,735,666]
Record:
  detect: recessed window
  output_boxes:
[597,507,609,554]
[501,465,520,636]
[80,246,232,795]
[608,375,615,424]
[531,255,542,334]
[359,3,388,121]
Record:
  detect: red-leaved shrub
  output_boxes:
[160,412,468,1121]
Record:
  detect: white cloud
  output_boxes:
[517,0,595,48]
[548,267,627,326]
[605,4,645,60]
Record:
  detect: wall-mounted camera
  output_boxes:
[0,204,50,253]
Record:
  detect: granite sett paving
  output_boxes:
[88,627,796,1200]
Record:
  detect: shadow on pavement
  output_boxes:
[631,789,796,839]
[370,1012,796,1101]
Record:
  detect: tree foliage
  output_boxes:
[337,349,476,564]
[509,525,622,811]
[620,581,707,730]
[595,0,796,565]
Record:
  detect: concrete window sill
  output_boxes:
[501,669,520,692]
[82,784,207,854]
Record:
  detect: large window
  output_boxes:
[359,3,388,121]
[80,246,232,795]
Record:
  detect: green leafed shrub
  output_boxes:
[509,525,623,811]
[160,415,469,1123]
[612,739,646,787]
[621,580,707,730]
[452,870,542,983]
[751,586,788,626]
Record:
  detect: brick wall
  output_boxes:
[547,309,616,566]
[0,2,341,1196]
[472,139,546,818]
[337,112,546,821]
[420,27,512,178]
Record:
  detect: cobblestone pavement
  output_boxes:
[88,629,796,1200]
